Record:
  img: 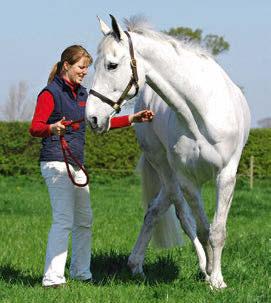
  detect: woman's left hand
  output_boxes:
[129,110,155,123]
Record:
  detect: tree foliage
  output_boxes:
[165,27,202,42]
[164,27,230,56]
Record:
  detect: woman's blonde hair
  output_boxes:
[48,45,92,84]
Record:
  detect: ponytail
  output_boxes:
[48,62,63,84]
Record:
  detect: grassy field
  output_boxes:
[0,174,270,302]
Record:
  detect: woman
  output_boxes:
[30,45,154,287]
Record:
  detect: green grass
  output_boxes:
[0,175,270,302]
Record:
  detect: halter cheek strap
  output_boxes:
[89,31,139,114]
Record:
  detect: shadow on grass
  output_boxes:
[0,265,42,286]
[90,250,179,285]
[0,251,179,287]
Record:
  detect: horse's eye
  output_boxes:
[107,62,118,70]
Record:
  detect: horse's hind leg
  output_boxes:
[209,162,237,289]
[181,182,213,276]
[173,192,208,279]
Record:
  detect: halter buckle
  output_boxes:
[131,59,137,68]
[113,103,121,112]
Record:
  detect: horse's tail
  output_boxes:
[137,154,184,248]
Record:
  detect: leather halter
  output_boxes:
[89,31,139,114]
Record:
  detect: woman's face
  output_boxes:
[64,56,90,85]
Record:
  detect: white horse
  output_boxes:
[86,15,251,289]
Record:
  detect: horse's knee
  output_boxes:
[144,201,166,226]
[144,207,157,226]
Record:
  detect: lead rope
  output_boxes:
[60,119,89,187]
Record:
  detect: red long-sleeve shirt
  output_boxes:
[30,81,131,137]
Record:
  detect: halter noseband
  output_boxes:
[89,31,139,114]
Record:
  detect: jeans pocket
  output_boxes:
[40,161,66,179]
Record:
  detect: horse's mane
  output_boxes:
[123,15,212,58]
[97,15,212,59]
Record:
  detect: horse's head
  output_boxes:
[86,15,145,133]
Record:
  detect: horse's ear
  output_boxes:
[97,16,111,36]
[109,14,125,40]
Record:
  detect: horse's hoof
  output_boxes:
[127,258,145,278]
[209,277,227,289]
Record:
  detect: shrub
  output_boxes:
[0,122,270,178]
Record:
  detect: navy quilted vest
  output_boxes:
[39,75,88,165]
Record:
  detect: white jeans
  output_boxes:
[40,161,92,286]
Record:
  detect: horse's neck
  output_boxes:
[135,34,188,78]
[134,33,203,140]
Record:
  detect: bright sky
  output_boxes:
[1,0,270,127]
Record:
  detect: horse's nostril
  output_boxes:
[90,116,98,129]
[91,117,97,125]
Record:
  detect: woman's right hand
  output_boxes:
[49,117,66,136]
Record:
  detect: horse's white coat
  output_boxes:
[86,16,251,289]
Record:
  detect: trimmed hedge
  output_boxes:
[238,128,271,177]
[0,122,270,178]
[0,122,141,177]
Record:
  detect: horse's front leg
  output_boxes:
[128,186,171,277]
[209,162,237,289]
